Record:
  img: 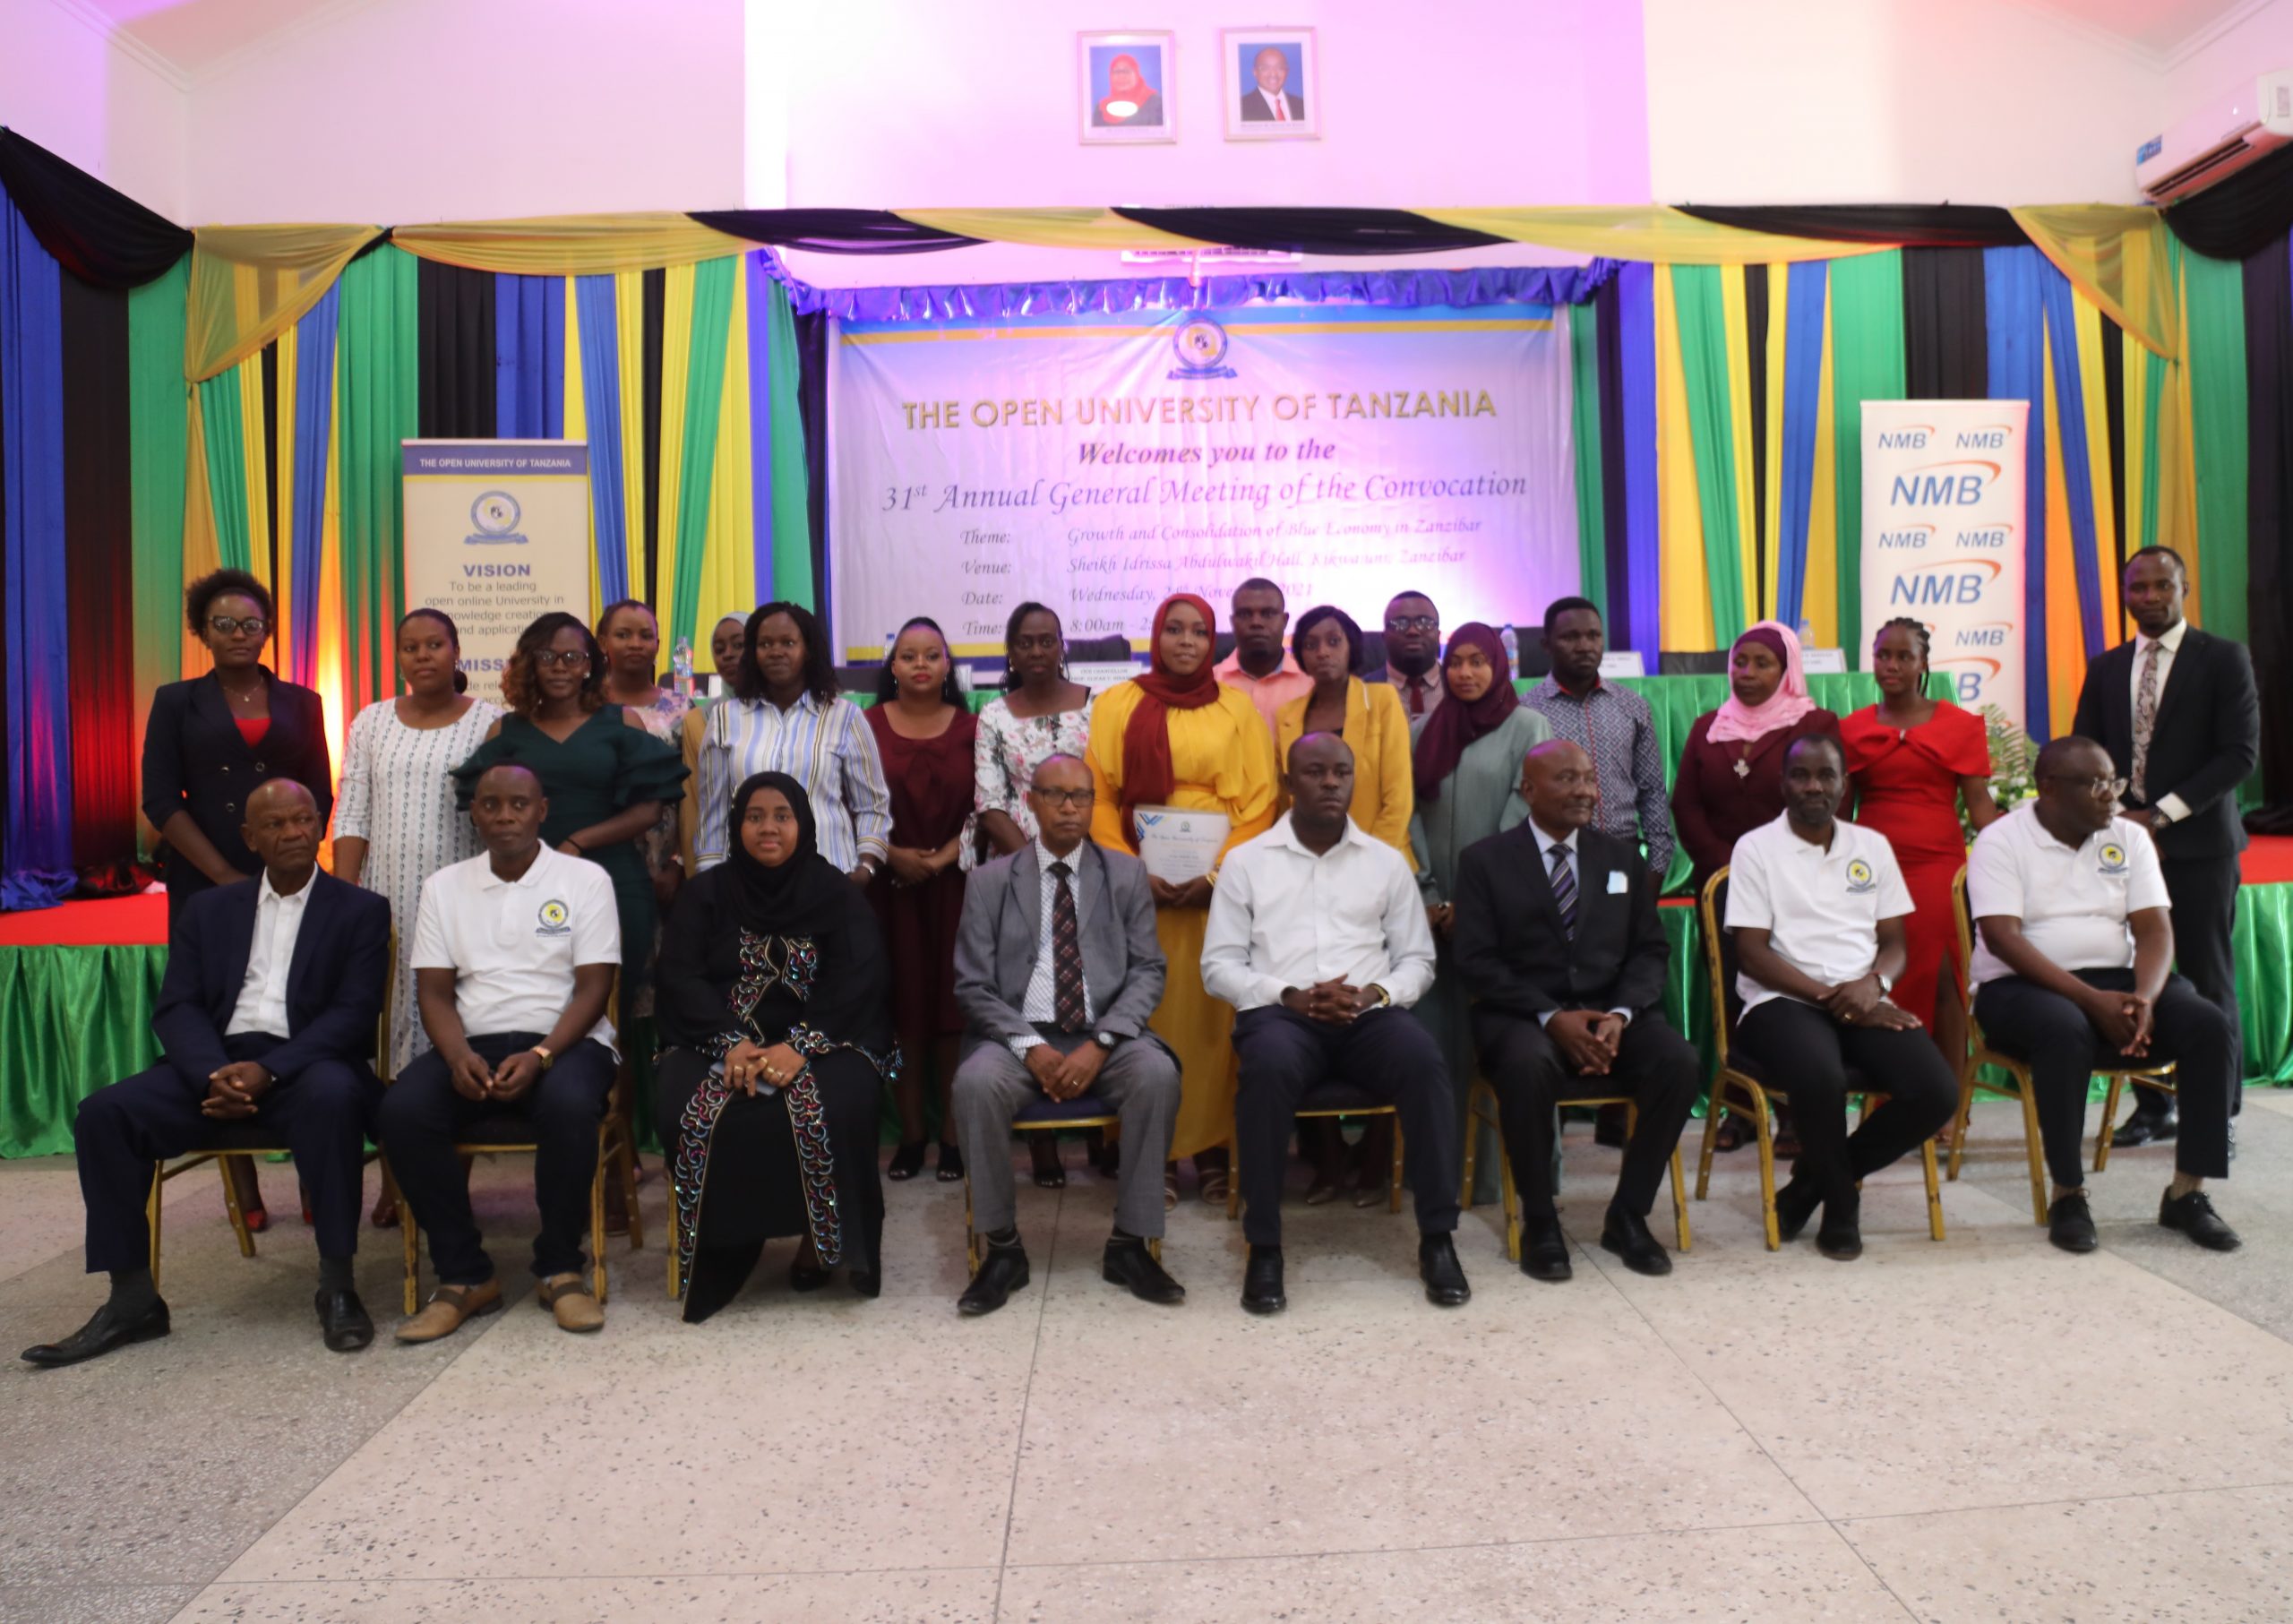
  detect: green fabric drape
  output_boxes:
[1826,251,1907,647]
[129,262,189,857]
[761,278,812,608]
[1567,302,1608,615]
[2235,885,2293,1085]
[2177,242,2248,642]
[197,364,252,571]
[668,257,737,644]
[1671,265,1749,646]
[336,245,419,710]
[0,947,166,1156]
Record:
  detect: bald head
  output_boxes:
[471,761,549,866]
[243,778,322,889]
[1285,732,1356,843]
[1520,739,1597,836]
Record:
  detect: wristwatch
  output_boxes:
[1094,1029,1123,1050]
[1873,973,1894,998]
[1366,984,1393,1009]
[530,1044,555,1070]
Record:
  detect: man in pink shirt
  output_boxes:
[1212,578,1312,735]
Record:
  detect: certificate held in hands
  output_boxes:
[1134,806,1230,883]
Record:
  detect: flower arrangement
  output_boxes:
[1970,704,2039,842]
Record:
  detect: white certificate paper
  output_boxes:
[1134,806,1230,883]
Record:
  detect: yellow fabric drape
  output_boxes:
[698,266,757,640]
[1422,206,1887,265]
[2010,206,2178,360]
[273,322,297,675]
[1760,262,1789,618]
[185,225,381,382]
[563,277,600,623]
[614,271,648,604]
[1803,291,1841,649]
[1719,267,1760,625]
[2072,294,2120,632]
[180,384,219,677]
[1653,267,1714,649]
[315,339,350,773]
[236,351,271,606]
[897,208,1211,251]
[391,214,751,277]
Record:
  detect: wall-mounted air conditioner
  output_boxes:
[2136,71,2293,204]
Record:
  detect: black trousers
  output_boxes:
[2137,854,2244,1115]
[1473,1009,1701,1221]
[1973,969,2233,1188]
[1232,1005,1460,1247]
[74,1032,379,1275]
[375,1032,616,1285]
[1734,1000,1960,1209]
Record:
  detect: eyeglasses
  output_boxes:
[2042,773,2128,798]
[533,649,591,669]
[208,615,269,638]
[1031,787,1095,809]
[1385,615,1438,632]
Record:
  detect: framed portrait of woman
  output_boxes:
[1078,30,1177,144]
[1221,27,1318,140]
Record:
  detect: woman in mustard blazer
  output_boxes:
[1273,606,1413,863]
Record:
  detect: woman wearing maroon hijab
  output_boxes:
[1672,621,1840,895]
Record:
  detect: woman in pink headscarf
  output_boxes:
[1671,622,1841,895]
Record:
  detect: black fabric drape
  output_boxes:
[260,343,280,589]
[415,259,495,438]
[1902,246,1988,398]
[1112,207,1507,256]
[793,309,832,649]
[2100,315,2126,556]
[691,210,982,255]
[1742,264,1770,599]
[2164,144,2293,262]
[640,269,666,606]
[1679,204,2026,249]
[2242,236,2292,804]
[58,271,139,878]
[0,129,190,290]
[1592,276,1632,647]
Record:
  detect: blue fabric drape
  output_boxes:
[288,282,338,688]
[1985,245,2049,736]
[1776,260,1828,632]
[790,263,1618,322]
[494,273,565,440]
[571,273,629,605]
[745,250,777,598]
[1616,262,1662,657]
[1,193,74,908]
[2036,261,2106,657]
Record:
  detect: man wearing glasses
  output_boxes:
[1381,591,1445,739]
[1967,736,2241,1255]
[948,754,1184,1316]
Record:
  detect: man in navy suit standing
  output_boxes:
[21,779,391,1367]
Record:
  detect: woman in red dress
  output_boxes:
[865,617,978,1183]
[1841,617,2000,1096]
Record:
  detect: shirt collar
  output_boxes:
[1386,664,1435,690]
[2139,620,2188,656]
[2023,802,2102,855]
[1215,649,1303,684]
[1531,675,1602,702]
[1273,811,1365,856]
[479,846,551,890]
[258,869,313,909]
[1035,838,1086,876]
[1526,819,1579,856]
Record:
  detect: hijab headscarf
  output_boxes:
[1099,54,1156,120]
[1412,622,1520,803]
[722,771,850,936]
[1707,620,1816,744]
[1118,592,1224,847]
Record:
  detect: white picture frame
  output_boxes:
[1078,30,1178,144]
[1221,26,1319,140]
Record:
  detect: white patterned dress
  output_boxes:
[970,694,1093,870]
[333,696,503,1074]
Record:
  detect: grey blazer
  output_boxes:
[953,839,1167,1055]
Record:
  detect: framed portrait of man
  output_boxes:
[1221,27,1318,140]
[1078,30,1177,144]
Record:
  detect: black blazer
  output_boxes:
[1239,89,1306,122]
[151,870,390,1094]
[1450,822,1668,1024]
[141,669,333,914]
[2071,627,2257,860]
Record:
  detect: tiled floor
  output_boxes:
[5,1096,2293,1623]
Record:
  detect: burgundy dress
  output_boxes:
[865,704,978,1060]
[1671,708,1842,894]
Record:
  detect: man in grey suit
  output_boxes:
[950,754,1186,1316]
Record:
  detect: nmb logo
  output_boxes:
[1955,424,2013,448]
[1952,620,2014,649]
[1876,423,1935,450]
[1888,458,2002,507]
[1954,525,2013,549]
[1887,558,2003,607]
[1876,523,1935,550]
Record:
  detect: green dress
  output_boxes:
[1407,705,1551,1202]
[452,707,690,1007]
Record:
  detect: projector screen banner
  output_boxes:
[828,305,1580,662]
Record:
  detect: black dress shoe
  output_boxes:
[1241,1245,1285,1314]
[1772,1178,1821,1243]
[1520,1216,1573,1283]
[1419,1233,1471,1306]
[958,1244,1029,1316]
[2048,1192,2099,1254]
[315,1288,374,1353]
[21,1297,170,1368]
[2111,1108,2177,1149]
[1599,1207,1672,1276]
[1816,1192,1862,1261]
[1103,1239,1185,1305]
[2160,1189,2242,1251]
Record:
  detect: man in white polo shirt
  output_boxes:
[1726,734,1959,1260]
[380,763,621,1342]
[1969,735,2239,1255]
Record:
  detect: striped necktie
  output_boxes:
[1547,843,1577,940]
[1048,861,1088,1031]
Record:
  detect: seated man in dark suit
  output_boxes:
[1452,741,1701,1282]
[949,754,1184,1316]
[22,780,390,1367]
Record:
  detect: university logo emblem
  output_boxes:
[1168,314,1237,381]
[1845,858,1876,895]
[537,898,571,936]
[468,490,528,545]
[2098,842,2128,875]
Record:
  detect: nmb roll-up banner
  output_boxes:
[1858,400,2029,726]
[402,442,592,703]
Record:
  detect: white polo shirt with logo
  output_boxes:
[1966,803,2170,986]
[409,845,620,1053]
[1724,812,1914,1015]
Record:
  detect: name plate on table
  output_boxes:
[1598,650,1646,679]
[1068,661,1142,692]
[1801,648,1848,675]
[1134,807,1230,883]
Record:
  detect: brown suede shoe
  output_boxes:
[393,1279,504,1344]
[537,1273,604,1333]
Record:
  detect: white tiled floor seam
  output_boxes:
[989,1179,1063,1624]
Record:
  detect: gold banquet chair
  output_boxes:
[390,970,640,1315]
[1693,868,1945,1250]
[1226,1085,1403,1221]
[1461,1074,1691,1264]
[1947,867,2175,1213]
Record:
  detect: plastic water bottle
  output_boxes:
[671,636,693,697]
[1499,623,1519,678]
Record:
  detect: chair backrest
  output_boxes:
[376,929,397,1084]
[1696,867,1737,1072]
[1952,863,1987,1061]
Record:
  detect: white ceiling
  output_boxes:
[2022,0,2263,56]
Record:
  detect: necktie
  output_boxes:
[2130,640,2161,803]
[1408,675,1427,716]
[1049,861,1087,1031]
[1275,95,1288,122]
[1547,844,1577,940]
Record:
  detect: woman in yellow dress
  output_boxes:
[1088,592,1276,1205]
